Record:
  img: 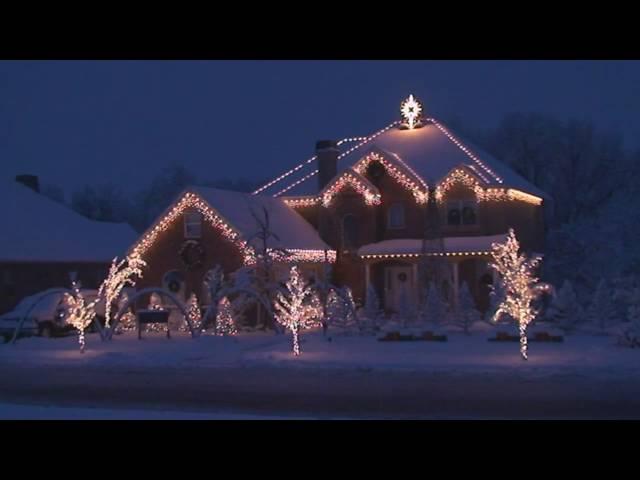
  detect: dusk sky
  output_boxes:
[1,60,639,195]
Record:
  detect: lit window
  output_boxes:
[388,203,405,229]
[447,200,476,226]
[184,211,202,238]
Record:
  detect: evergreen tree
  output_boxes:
[215,296,237,336]
[547,280,581,332]
[420,282,447,326]
[363,284,383,332]
[585,279,618,333]
[455,282,481,334]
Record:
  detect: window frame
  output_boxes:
[446,199,478,227]
[387,203,406,230]
[184,210,203,239]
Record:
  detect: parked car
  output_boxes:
[0,288,106,342]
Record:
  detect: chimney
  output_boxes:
[15,174,40,193]
[316,140,338,190]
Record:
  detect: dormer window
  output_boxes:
[447,200,477,226]
[388,203,405,229]
[184,211,203,238]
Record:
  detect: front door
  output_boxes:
[384,266,413,312]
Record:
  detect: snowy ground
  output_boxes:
[1,325,639,419]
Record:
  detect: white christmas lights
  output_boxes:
[321,170,381,207]
[353,152,428,204]
[64,280,98,353]
[273,266,316,356]
[98,252,146,329]
[490,229,551,360]
[215,296,238,336]
[400,94,422,130]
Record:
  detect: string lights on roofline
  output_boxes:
[130,191,338,267]
[252,137,368,195]
[321,171,381,207]
[359,251,493,260]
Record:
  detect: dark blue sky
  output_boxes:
[1,60,639,195]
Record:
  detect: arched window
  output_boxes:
[388,203,405,229]
[342,214,358,249]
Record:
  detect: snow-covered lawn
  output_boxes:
[1,325,637,378]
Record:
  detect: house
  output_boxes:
[0,176,139,314]
[132,96,548,315]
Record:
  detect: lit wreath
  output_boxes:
[179,240,205,270]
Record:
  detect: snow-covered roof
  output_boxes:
[358,234,508,257]
[189,186,331,252]
[255,118,548,200]
[0,181,138,263]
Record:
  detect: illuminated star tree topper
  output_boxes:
[400,94,423,129]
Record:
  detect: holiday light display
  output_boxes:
[98,252,146,329]
[149,292,164,310]
[283,196,320,208]
[116,292,136,333]
[273,266,315,356]
[302,291,324,328]
[434,168,543,205]
[130,191,337,267]
[64,280,98,353]
[490,229,551,360]
[359,251,492,260]
[321,170,381,207]
[400,94,422,130]
[353,152,429,204]
[272,121,401,197]
[184,293,202,332]
[215,296,238,336]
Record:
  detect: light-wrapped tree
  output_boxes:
[490,229,551,360]
[202,265,225,329]
[326,287,359,333]
[98,252,146,329]
[215,296,238,336]
[64,280,99,353]
[273,266,314,355]
[183,293,202,332]
[117,292,136,333]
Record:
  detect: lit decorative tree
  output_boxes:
[326,287,358,333]
[117,292,136,333]
[64,280,98,353]
[303,291,324,328]
[98,253,146,329]
[215,296,237,336]
[455,282,481,334]
[203,265,225,329]
[184,293,202,332]
[273,266,314,355]
[490,229,551,360]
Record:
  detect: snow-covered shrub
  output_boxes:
[547,280,581,332]
[454,282,481,334]
[584,279,619,334]
[419,282,448,327]
[617,288,640,348]
[361,284,383,334]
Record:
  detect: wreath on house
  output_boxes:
[179,240,205,270]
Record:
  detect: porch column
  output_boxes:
[452,261,459,311]
[411,262,419,304]
[364,262,371,293]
